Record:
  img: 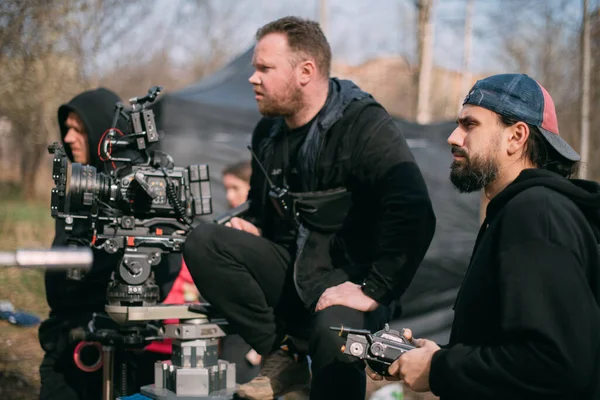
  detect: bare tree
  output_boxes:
[96,0,253,105]
[460,0,474,112]
[319,0,328,38]
[487,0,591,173]
[0,0,158,199]
[0,1,78,198]
[69,1,158,84]
[416,0,435,124]
[590,6,600,180]
[579,0,591,179]
[168,0,252,82]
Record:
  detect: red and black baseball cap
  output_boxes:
[463,73,580,161]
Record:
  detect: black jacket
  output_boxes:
[45,88,180,314]
[247,79,436,307]
[430,168,600,400]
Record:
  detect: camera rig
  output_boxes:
[48,85,212,307]
[48,86,239,399]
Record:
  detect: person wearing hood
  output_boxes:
[373,74,600,400]
[182,16,436,400]
[38,88,180,400]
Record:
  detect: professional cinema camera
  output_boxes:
[48,85,211,307]
[47,87,238,400]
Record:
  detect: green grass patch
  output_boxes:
[0,191,52,399]
[0,191,52,314]
[0,200,54,252]
[1,268,47,318]
[0,202,51,223]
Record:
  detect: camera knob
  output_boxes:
[121,216,135,229]
[349,342,364,357]
[370,342,385,356]
[103,239,118,254]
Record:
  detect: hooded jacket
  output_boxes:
[46,88,180,314]
[429,168,600,400]
[247,79,436,308]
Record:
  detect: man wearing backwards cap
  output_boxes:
[369,74,600,400]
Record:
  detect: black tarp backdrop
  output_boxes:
[154,49,481,344]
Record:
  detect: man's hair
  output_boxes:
[222,160,252,183]
[256,16,331,78]
[499,114,579,178]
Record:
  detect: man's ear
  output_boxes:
[298,60,317,86]
[506,121,530,156]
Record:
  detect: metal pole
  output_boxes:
[0,248,92,269]
[102,346,114,400]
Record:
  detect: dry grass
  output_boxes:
[0,191,53,400]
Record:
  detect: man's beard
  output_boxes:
[449,145,498,193]
[256,79,304,117]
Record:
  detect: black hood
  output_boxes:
[487,168,600,230]
[58,88,121,169]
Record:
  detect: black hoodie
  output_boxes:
[46,88,180,314]
[429,168,600,400]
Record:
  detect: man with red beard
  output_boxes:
[183,16,436,400]
[372,74,600,400]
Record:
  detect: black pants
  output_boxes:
[38,313,167,400]
[183,224,390,400]
[220,334,260,384]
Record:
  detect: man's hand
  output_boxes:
[366,328,440,393]
[366,328,413,382]
[225,217,260,236]
[388,337,439,392]
[315,281,379,312]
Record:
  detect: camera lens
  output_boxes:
[69,163,111,210]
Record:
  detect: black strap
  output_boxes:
[282,133,289,188]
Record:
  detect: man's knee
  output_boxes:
[309,306,366,370]
[182,224,226,277]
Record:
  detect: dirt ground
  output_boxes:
[0,322,44,400]
[0,266,48,400]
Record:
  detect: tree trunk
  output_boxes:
[21,141,46,201]
[460,0,474,111]
[579,0,591,179]
[319,0,327,38]
[416,0,435,124]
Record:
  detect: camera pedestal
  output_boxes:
[141,323,237,399]
[106,305,237,400]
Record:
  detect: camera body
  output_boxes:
[48,86,212,306]
[52,153,211,223]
